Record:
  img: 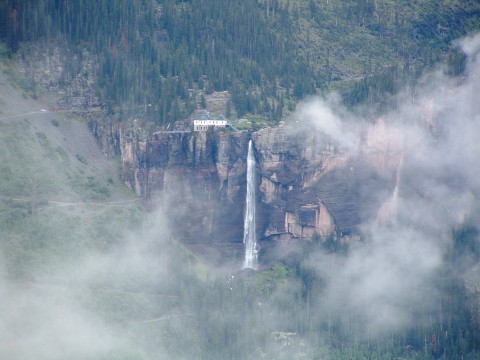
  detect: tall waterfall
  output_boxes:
[243,140,258,269]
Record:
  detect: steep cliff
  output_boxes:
[118,127,250,245]
[253,126,396,242]
[113,122,397,253]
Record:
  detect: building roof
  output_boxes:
[192,110,227,122]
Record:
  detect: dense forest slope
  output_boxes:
[1,0,479,123]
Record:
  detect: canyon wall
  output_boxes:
[112,123,398,247]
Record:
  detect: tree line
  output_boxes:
[0,0,316,123]
[0,0,478,123]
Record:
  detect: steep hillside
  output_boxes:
[1,0,478,123]
[0,66,216,359]
[1,2,480,359]
[0,64,141,278]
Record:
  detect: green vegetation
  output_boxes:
[0,1,479,359]
[77,175,111,200]
[255,263,290,296]
[1,0,478,123]
[234,115,273,130]
[0,122,56,195]
[0,116,139,275]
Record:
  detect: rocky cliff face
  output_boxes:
[14,44,100,110]
[112,122,397,250]
[253,125,397,242]
[118,128,250,244]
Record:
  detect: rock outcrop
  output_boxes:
[253,125,396,242]
[112,122,397,250]
[119,128,250,244]
[10,42,396,247]
[14,44,100,109]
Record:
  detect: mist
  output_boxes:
[0,210,176,359]
[295,32,480,336]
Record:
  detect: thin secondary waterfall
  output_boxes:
[243,140,258,269]
[390,154,404,220]
[375,154,404,225]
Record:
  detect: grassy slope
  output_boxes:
[0,64,140,277]
[0,65,213,359]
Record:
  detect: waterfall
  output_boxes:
[243,140,258,269]
[375,154,403,226]
[390,154,404,220]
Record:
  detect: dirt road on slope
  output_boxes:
[0,66,135,203]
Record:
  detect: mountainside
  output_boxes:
[0,66,218,359]
[1,1,480,359]
[1,0,479,124]
[0,65,141,277]
[2,57,480,358]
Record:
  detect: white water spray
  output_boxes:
[243,140,258,269]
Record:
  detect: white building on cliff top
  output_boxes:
[193,110,228,131]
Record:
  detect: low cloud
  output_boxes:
[296,94,363,152]
[297,32,480,334]
[0,210,178,359]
